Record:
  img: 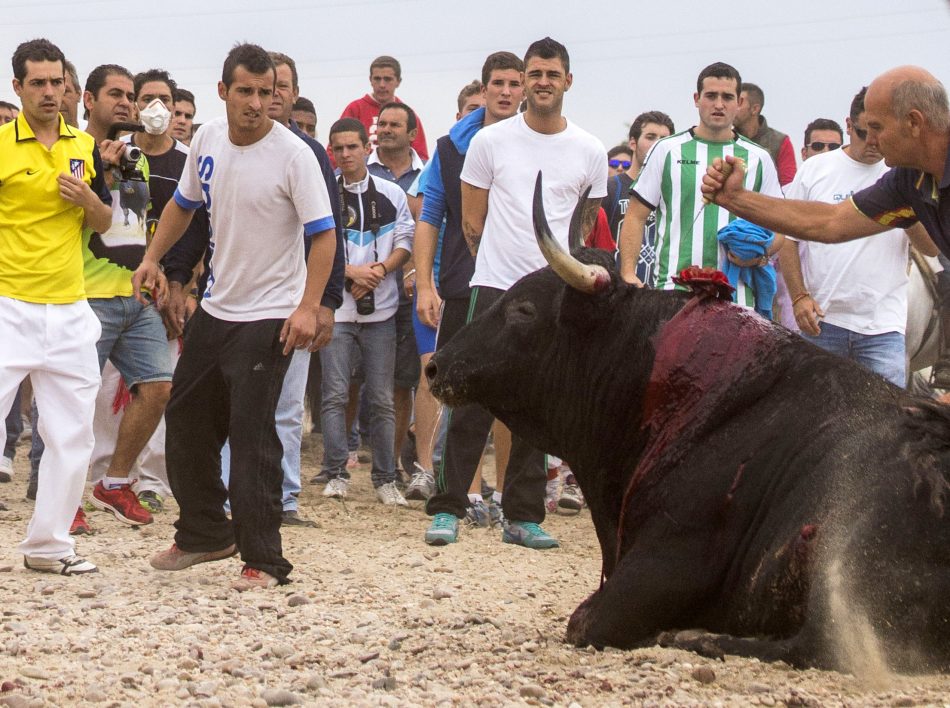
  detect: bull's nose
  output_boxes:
[424,359,438,383]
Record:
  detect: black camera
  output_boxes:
[344,278,375,316]
[107,122,146,183]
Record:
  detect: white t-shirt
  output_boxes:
[786,148,908,335]
[175,118,335,322]
[461,114,607,290]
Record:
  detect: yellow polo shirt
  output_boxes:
[0,113,107,303]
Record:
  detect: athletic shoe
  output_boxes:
[488,499,507,530]
[558,475,585,512]
[24,554,98,575]
[425,513,459,546]
[376,481,408,507]
[150,543,237,571]
[281,510,318,527]
[137,490,165,514]
[0,455,12,483]
[464,500,490,528]
[346,451,359,469]
[323,477,348,499]
[70,508,92,535]
[231,566,278,591]
[91,481,153,525]
[544,477,560,514]
[405,462,435,501]
[310,470,330,485]
[503,521,560,550]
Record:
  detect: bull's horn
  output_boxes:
[533,172,611,294]
[568,184,592,251]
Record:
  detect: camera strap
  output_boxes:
[337,174,379,265]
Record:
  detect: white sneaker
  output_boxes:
[376,481,408,507]
[323,477,348,498]
[24,554,98,575]
[405,462,435,501]
[0,456,12,483]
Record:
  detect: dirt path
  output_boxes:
[0,443,947,706]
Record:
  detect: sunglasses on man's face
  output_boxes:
[807,142,841,152]
[852,126,868,140]
[609,159,632,169]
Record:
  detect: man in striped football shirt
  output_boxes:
[618,62,784,308]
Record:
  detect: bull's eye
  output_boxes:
[506,300,537,324]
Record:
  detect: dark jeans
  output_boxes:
[426,288,547,523]
[3,386,22,459]
[166,308,292,583]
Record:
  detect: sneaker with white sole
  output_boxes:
[231,566,278,591]
[24,554,98,575]
[425,512,459,545]
[0,455,13,483]
[150,543,237,571]
[503,521,560,550]
[376,481,408,507]
[405,462,435,501]
[323,477,348,498]
[558,475,584,512]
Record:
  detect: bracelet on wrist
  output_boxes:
[372,262,388,276]
[791,292,811,305]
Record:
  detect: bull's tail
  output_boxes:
[901,399,950,518]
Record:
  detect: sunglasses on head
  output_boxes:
[807,141,841,152]
[852,126,868,140]
[609,159,632,169]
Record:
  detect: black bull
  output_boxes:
[426,175,950,673]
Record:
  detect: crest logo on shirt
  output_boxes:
[70,159,85,180]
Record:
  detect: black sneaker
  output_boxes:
[281,510,318,528]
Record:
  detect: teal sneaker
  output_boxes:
[503,521,560,549]
[425,513,459,546]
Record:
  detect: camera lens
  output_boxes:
[124,145,142,162]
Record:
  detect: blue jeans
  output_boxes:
[802,321,906,387]
[3,386,22,459]
[320,319,396,487]
[222,347,310,511]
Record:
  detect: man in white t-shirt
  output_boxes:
[132,44,336,591]
[780,87,938,387]
[424,37,606,550]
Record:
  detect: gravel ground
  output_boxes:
[0,440,949,707]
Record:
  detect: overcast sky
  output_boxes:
[2,0,949,160]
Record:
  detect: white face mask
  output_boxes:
[140,98,171,135]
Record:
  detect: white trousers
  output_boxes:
[89,339,179,495]
[0,297,101,559]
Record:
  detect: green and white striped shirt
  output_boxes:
[630,129,783,307]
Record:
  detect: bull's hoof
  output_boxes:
[657,629,726,661]
[566,598,595,646]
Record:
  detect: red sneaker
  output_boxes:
[231,566,278,591]
[90,481,153,525]
[69,508,92,535]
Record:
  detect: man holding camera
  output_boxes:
[319,118,413,505]
[75,64,174,530]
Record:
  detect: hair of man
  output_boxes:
[523,37,569,74]
[607,144,632,159]
[64,59,79,92]
[457,80,482,113]
[891,77,950,131]
[696,61,742,95]
[804,118,843,146]
[84,63,133,99]
[378,101,417,132]
[0,100,18,111]
[11,38,65,83]
[370,55,401,81]
[629,110,675,141]
[222,42,275,88]
[293,96,315,113]
[330,117,368,145]
[269,51,298,90]
[173,87,195,106]
[133,68,176,101]
[742,82,764,110]
[849,86,868,124]
[480,51,524,86]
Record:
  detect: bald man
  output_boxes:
[702,65,947,253]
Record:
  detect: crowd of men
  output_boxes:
[1,34,949,590]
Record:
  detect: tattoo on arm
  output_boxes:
[463,222,482,258]
[581,198,601,239]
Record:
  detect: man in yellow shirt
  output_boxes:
[0,38,112,575]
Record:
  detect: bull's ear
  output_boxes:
[557,250,619,330]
